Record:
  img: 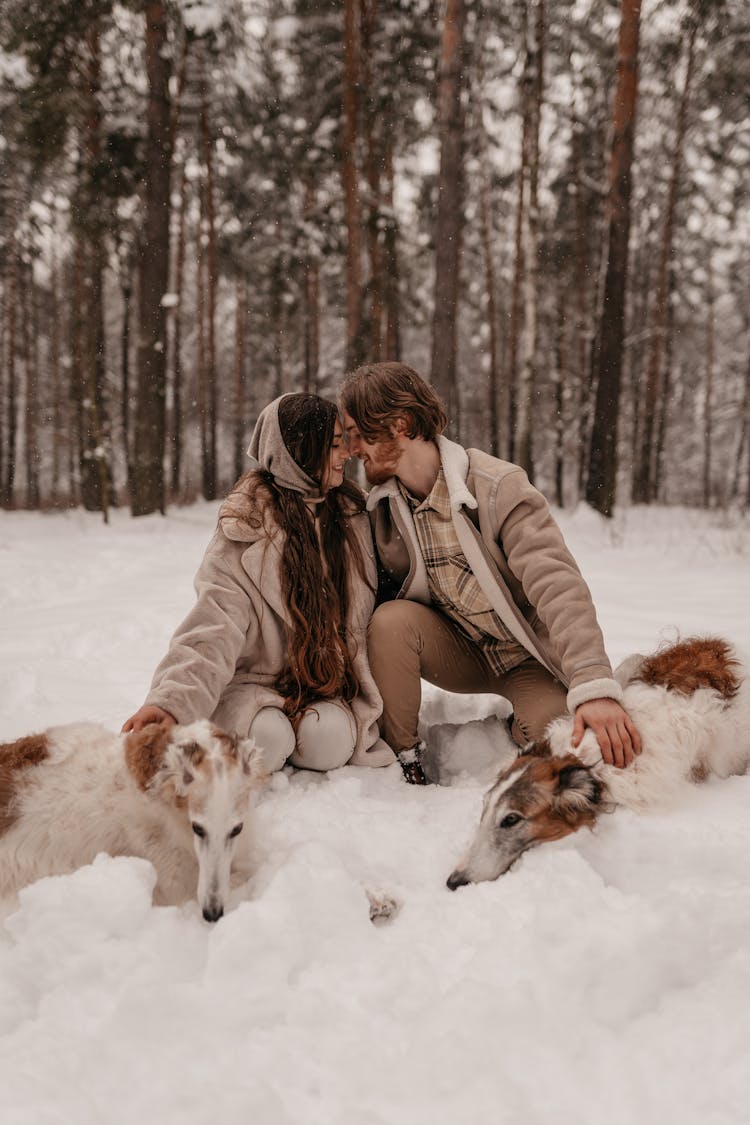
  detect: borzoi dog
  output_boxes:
[0,720,266,920]
[448,638,750,888]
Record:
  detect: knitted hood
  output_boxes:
[245,394,323,498]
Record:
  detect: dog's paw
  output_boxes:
[366,889,399,925]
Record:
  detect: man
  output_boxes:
[339,361,641,784]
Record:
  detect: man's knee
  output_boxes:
[367,600,426,657]
[511,698,567,747]
[290,702,356,772]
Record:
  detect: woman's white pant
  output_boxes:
[249,702,357,774]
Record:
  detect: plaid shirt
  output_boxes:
[401,471,528,675]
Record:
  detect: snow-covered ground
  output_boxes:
[1,502,749,1125]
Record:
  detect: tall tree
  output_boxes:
[430,0,466,431]
[632,11,698,504]
[131,0,173,516]
[585,0,642,517]
[341,0,363,369]
[514,0,544,478]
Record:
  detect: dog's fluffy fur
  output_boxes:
[0,720,266,919]
[448,638,750,887]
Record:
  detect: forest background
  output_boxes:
[0,0,748,521]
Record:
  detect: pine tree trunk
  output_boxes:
[233,277,249,482]
[508,94,530,464]
[653,273,674,502]
[120,239,135,497]
[303,180,320,392]
[271,256,284,398]
[75,24,110,520]
[703,260,714,509]
[199,67,218,501]
[382,139,401,361]
[342,0,363,369]
[571,123,593,499]
[585,0,642,517]
[361,0,384,361]
[20,261,39,508]
[131,0,172,517]
[478,114,500,458]
[430,0,466,432]
[2,183,18,508]
[49,238,65,505]
[169,34,190,500]
[632,15,697,504]
[553,289,567,507]
[515,0,544,479]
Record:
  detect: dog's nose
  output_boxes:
[446,869,470,891]
[202,903,224,923]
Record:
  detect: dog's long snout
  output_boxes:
[446,869,470,891]
[202,901,224,923]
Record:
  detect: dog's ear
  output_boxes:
[552,759,609,824]
[238,737,268,785]
[169,739,206,794]
[125,723,173,791]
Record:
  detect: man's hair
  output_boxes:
[340,362,448,442]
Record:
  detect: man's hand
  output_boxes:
[121,704,177,734]
[572,698,642,769]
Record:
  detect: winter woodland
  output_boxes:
[0,0,748,518]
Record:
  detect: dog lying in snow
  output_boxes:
[0,720,266,920]
[447,638,750,888]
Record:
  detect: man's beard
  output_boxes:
[362,437,401,484]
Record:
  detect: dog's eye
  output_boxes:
[500,813,522,829]
[228,823,243,839]
[192,822,206,838]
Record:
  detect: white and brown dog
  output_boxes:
[448,638,750,888]
[0,720,266,920]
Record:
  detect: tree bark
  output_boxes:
[477,100,500,458]
[515,0,544,479]
[20,261,40,509]
[632,15,697,504]
[703,259,714,508]
[303,180,320,393]
[2,182,18,508]
[233,277,249,482]
[169,33,190,499]
[131,0,173,517]
[430,0,466,432]
[342,0,363,369]
[585,0,642,517]
[382,139,401,361]
[199,64,218,501]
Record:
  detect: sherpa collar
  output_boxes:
[365,435,478,512]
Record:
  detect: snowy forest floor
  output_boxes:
[1,502,749,1125]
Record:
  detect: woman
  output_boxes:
[122,393,395,774]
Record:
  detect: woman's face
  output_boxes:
[320,420,349,493]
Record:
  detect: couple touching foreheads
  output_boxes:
[123,363,641,784]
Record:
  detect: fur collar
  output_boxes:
[365,436,478,511]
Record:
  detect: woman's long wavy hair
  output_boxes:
[221,394,371,724]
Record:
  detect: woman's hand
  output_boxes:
[121,704,177,734]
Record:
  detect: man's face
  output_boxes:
[342,411,401,485]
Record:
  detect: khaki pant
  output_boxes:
[367,600,568,753]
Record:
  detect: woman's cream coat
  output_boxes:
[145,485,394,767]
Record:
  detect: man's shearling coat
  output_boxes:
[366,436,623,713]
[144,482,394,767]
